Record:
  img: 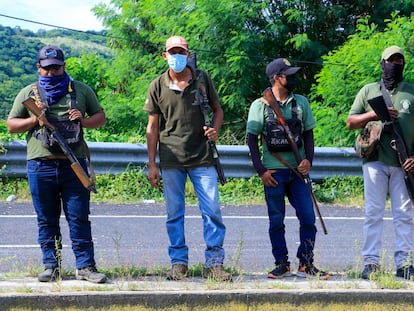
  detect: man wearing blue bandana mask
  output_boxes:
[144,36,231,282]
[7,45,107,284]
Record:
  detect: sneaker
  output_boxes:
[361,264,379,280]
[268,261,292,279]
[166,264,188,280]
[75,266,107,283]
[38,267,60,282]
[296,263,330,280]
[396,265,414,280]
[203,265,232,282]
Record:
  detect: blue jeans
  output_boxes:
[161,166,226,268]
[264,169,316,265]
[27,158,95,269]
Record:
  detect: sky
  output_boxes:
[0,0,109,32]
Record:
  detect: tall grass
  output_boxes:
[0,168,364,206]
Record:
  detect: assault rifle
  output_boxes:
[367,95,414,200]
[196,71,227,186]
[22,96,97,193]
[263,87,328,234]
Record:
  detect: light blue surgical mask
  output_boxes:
[167,54,187,73]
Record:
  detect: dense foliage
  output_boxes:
[2,1,414,147]
[311,14,414,147]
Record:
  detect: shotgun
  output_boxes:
[367,95,414,200]
[22,96,97,193]
[196,72,227,186]
[263,87,328,234]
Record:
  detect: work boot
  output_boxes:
[396,265,414,280]
[166,264,188,280]
[38,267,60,282]
[75,266,107,283]
[361,264,380,280]
[203,265,232,282]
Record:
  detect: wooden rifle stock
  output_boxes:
[22,97,97,193]
[263,88,328,234]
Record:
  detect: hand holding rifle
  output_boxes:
[22,96,97,193]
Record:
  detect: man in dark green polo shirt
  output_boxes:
[144,35,231,282]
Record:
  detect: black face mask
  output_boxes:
[381,60,404,90]
[284,75,297,92]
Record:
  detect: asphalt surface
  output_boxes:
[1,201,413,310]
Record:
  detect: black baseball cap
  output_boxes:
[37,45,65,67]
[266,58,301,79]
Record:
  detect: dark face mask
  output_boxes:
[381,60,404,90]
[284,75,297,92]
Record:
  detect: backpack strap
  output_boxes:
[67,80,96,185]
[195,70,211,127]
[68,79,77,109]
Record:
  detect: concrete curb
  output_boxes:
[3,289,414,310]
[1,275,414,310]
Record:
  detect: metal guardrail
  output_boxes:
[0,141,362,182]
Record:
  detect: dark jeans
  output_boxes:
[27,158,95,269]
[264,169,317,265]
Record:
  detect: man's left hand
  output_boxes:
[298,159,311,175]
[203,126,218,142]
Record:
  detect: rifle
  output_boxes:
[22,96,97,193]
[196,72,227,185]
[367,94,414,200]
[263,87,328,234]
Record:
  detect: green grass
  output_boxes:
[0,167,365,206]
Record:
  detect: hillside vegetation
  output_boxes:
[2,1,414,148]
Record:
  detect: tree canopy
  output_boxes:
[92,0,414,143]
[311,14,414,147]
[2,0,414,147]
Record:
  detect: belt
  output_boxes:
[39,156,68,160]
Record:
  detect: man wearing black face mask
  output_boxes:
[347,46,414,280]
[7,45,107,283]
[246,58,329,280]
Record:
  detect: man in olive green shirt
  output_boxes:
[347,45,414,280]
[144,36,231,282]
[7,45,107,284]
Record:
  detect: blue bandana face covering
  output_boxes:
[38,73,70,105]
[167,54,187,73]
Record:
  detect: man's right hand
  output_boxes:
[148,166,161,188]
[260,169,278,187]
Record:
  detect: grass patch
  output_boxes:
[0,168,365,206]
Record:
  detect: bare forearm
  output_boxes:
[346,111,378,130]
[7,116,38,133]
[81,110,106,129]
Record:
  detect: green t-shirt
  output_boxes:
[246,93,316,169]
[349,81,414,166]
[9,80,103,160]
[143,67,220,168]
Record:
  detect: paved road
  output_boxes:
[0,201,397,274]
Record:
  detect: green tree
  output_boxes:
[93,0,414,143]
[310,14,414,147]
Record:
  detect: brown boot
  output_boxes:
[166,264,188,280]
[204,265,232,282]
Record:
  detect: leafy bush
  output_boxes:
[0,168,364,207]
